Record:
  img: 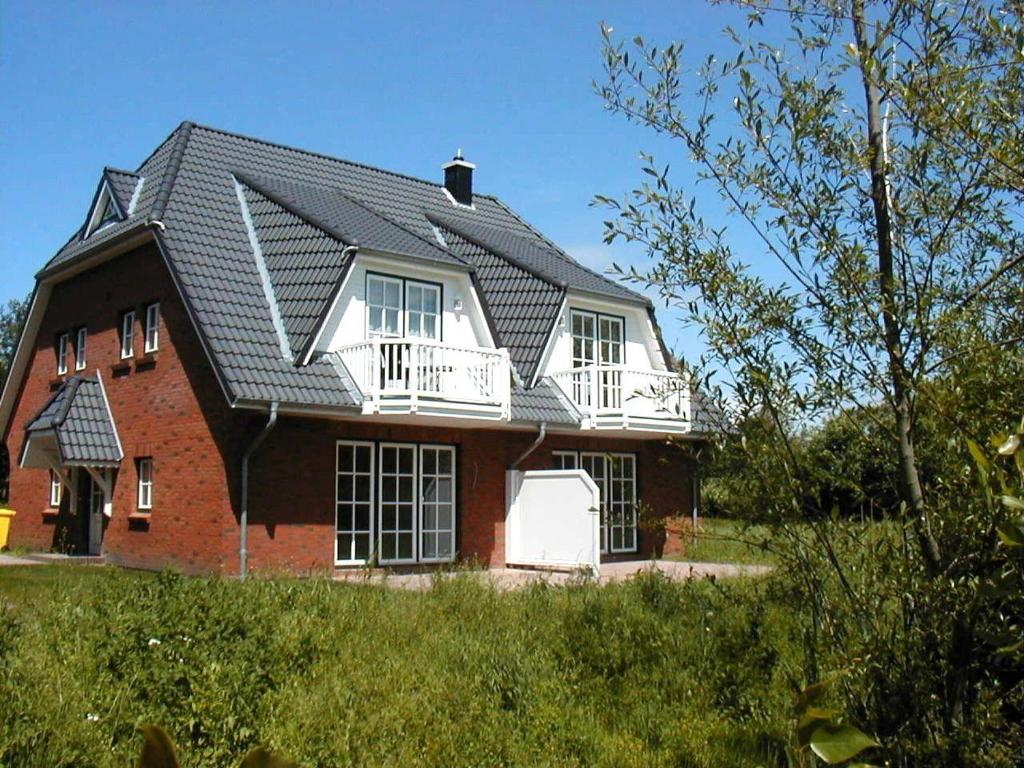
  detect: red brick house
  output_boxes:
[0,122,708,575]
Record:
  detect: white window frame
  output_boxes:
[418,444,456,563]
[137,458,153,510]
[334,439,457,566]
[144,303,160,353]
[120,310,136,359]
[56,332,69,375]
[49,470,62,507]
[75,327,88,371]
[559,450,638,554]
[404,281,441,340]
[335,440,375,565]
[366,275,404,339]
[552,450,578,470]
[365,273,442,340]
[378,442,418,565]
[85,182,121,238]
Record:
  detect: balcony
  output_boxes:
[549,365,691,433]
[333,338,511,419]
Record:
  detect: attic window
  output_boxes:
[85,182,121,238]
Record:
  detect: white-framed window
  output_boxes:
[336,441,375,564]
[144,302,160,353]
[136,458,153,510]
[85,183,120,238]
[49,470,62,507]
[419,445,456,562]
[554,450,638,554]
[120,310,136,359]
[552,451,578,470]
[335,440,457,566]
[75,327,88,371]
[405,282,440,339]
[366,274,441,340]
[367,275,402,338]
[56,332,69,375]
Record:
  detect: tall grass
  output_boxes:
[0,566,798,767]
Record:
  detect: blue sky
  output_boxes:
[0,0,762,355]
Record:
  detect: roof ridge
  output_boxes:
[236,172,359,247]
[432,217,564,291]
[189,122,504,201]
[151,121,195,221]
[104,166,140,178]
[331,191,467,265]
[488,197,651,305]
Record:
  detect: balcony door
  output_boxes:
[367,274,441,391]
[570,310,624,409]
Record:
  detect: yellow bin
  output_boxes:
[0,508,15,549]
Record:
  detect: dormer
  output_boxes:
[82,168,144,239]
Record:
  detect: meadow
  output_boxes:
[0,563,799,768]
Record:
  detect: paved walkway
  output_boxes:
[334,559,771,590]
[0,552,104,567]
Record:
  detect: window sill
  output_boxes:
[48,376,66,390]
[110,360,132,376]
[135,352,158,371]
[128,511,152,521]
[42,507,60,517]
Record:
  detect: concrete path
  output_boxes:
[334,559,771,590]
[0,552,104,567]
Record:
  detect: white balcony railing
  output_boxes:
[333,338,511,418]
[549,365,691,429]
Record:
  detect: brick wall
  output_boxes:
[242,419,697,573]
[3,242,697,575]
[3,243,241,573]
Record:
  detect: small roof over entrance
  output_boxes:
[20,375,123,470]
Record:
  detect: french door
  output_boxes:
[555,451,637,554]
[570,310,624,409]
[87,474,105,556]
[336,441,456,565]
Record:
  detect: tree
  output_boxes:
[0,293,29,502]
[597,0,1023,762]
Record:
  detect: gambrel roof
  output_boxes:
[32,122,674,425]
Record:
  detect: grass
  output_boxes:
[678,519,780,566]
[0,563,800,767]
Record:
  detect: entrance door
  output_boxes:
[87,474,104,555]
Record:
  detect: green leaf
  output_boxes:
[137,726,180,768]
[1001,495,1024,511]
[808,722,879,764]
[996,522,1024,547]
[967,439,991,474]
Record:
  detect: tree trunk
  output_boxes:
[850,0,943,577]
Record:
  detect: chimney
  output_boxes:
[442,149,475,206]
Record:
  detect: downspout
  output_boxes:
[239,402,278,579]
[510,422,546,469]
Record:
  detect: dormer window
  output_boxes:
[366,274,441,340]
[84,182,122,238]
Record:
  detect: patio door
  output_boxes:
[367,275,406,391]
[378,444,417,563]
[577,453,637,554]
[336,442,374,564]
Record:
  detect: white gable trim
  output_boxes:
[529,292,568,389]
[84,179,124,238]
[126,177,145,216]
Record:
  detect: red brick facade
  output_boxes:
[3,243,696,575]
